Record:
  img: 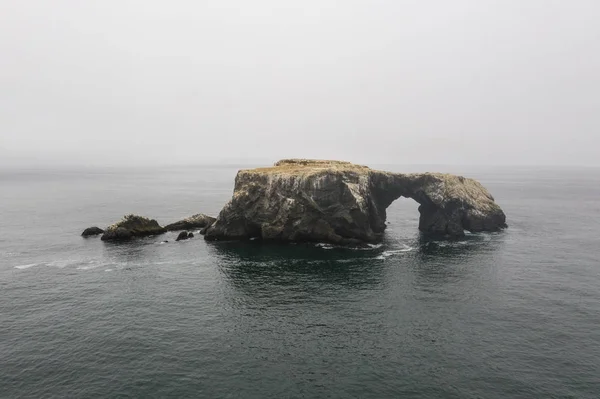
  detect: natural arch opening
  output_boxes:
[382,196,421,240]
[369,172,507,238]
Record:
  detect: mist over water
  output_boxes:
[1,165,599,398]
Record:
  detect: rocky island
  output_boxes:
[100,214,166,241]
[204,159,507,244]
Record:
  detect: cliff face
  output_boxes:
[204,160,507,244]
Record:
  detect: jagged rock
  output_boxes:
[105,227,132,241]
[176,231,190,241]
[204,159,507,244]
[164,214,216,231]
[81,226,104,237]
[101,215,166,241]
[188,232,194,238]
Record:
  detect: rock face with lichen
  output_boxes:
[164,214,216,231]
[101,215,166,241]
[204,159,507,244]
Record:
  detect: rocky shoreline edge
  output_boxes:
[81,213,215,242]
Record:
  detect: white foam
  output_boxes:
[349,243,384,251]
[434,240,470,248]
[76,262,101,270]
[42,259,102,269]
[105,269,113,272]
[375,246,415,260]
[14,258,118,271]
[465,232,493,241]
[15,259,88,269]
[315,243,335,250]
[14,263,40,270]
[46,260,74,268]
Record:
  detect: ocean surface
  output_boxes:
[1,164,599,398]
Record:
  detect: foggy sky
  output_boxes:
[1,0,599,167]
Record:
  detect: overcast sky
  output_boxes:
[1,0,598,167]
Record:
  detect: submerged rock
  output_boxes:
[204,159,507,244]
[164,214,216,231]
[176,231,193,241]
[81,226,104,237]
[101,215,166,241]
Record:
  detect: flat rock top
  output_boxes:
[243,159,469,180]
[241,159,442,181]
[106,214,162,231]
[239,159,498,209]
[242,159,371,176]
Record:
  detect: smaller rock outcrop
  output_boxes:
[101,215,166,241]
[164,214,216,231]
[81,227,104,237]
[175,231,194,241]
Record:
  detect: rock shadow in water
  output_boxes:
[207,240,388,297]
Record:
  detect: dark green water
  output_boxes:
[1,165,599,398]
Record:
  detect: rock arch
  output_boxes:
[204,160,507,244]
[369,171,507,237]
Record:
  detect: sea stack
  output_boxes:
[204,159,507,244]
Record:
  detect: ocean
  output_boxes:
[1,164,599,398]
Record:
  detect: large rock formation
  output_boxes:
[101,215,166,241]
[164,213,216,231]
[204,159,507,244]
